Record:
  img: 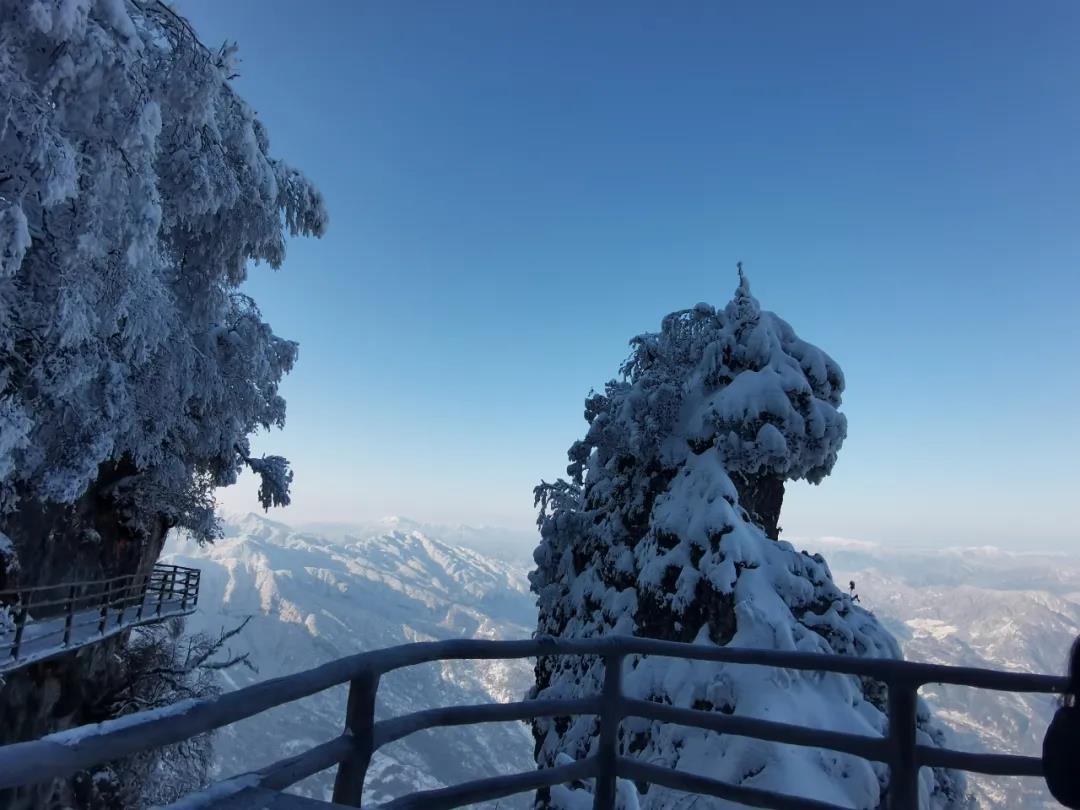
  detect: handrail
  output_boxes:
[0,567,176,597]
[378,758,599,810]
[373,697,602,749]
[617,758,846,810]
[0,564,200,673]
[0,635,1067,809]
[0,566,198,605]
[621,696,891,762]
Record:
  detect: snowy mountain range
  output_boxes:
[294,516,537,566]
[162,517,1078,808]
[813,538,1080,809]
[162,514,537,806]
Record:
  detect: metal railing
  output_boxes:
[0,563,201,673]
[0,635,1067,809]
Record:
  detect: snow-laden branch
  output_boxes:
[530,272,970,808]
[0,0,326,540]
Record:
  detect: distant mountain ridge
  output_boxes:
[166,517,1079,808]
[162,514,536,805]
[811,536,1080,809]
[287,515,538,565]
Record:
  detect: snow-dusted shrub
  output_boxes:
[0,602,15,639]
[0,530,18,650]
[78,617,254,808]
[531,274,969,808]
[0,0,325,541]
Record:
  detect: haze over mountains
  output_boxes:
[294,516,537,566]
[163,515,1078,808]
[163,515,536,806]
[816,538,1080,809]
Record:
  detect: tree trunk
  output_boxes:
[0,464,169,809]
[0,461,168,599]
[729,471,785,540]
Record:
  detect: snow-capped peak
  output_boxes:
[160,517,536,805]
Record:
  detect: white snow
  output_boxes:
[0,0,325,537]
[160,516,536,806]
[824,543,1080,808]
[47,699,202,745]
[905,618,960,641]
[0,595,191,675]
[531,275,969,808]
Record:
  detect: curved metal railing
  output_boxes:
[0,635,1067,809]
[0,563,200,673]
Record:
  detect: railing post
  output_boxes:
[332,668,379,806]
[180,569,192,611]
[98,581,111,635]
[115,576,128,627]
[10,605,28,661]
[63,585,75,646]
[155,569,168,616]
[134,573,146,622]
[887,677,920,810]
[593,653,624,810]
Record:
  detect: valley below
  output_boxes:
[163,518,1079,808]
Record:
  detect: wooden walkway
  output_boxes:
[0,635,1066,809]
[0,564,200,674]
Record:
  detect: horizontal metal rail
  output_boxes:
[617,758,849,810]
[0,564,193,603]
[622,696,892,763]
[916,744,1047,777]
[0,564,200,673]
[378,758,599,810]
[250,735,357,792]
[0,635,1067,809]
[373,696,601,749]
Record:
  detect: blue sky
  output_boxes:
[180,0,1079,550]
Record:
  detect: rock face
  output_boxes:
[530,280,970,808]
[0,637,128,809]
[0,469,169,810]
[0,464,169,599]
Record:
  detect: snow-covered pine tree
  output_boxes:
[0,0,326,585]
[531,273,969,808]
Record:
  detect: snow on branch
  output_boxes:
[0,0,326,539]
[530,271,969,809]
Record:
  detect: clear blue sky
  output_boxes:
[179,0,1079,551]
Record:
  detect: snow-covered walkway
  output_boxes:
[1,564,200,675]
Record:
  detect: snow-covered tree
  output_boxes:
[531,273,969,808]
[0,0,325,557]
[619,264,845,540]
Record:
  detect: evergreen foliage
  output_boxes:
[0,0,326,542]
[531,273,969,808]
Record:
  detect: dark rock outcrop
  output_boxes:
[0,466,169,809]
[0,637,128,810]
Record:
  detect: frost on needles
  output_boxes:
[0,0,325,543]
[531,272,971,808]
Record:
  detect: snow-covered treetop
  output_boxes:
[563,267,846,497]
[530,274,968,808]
[0,0,326,540]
